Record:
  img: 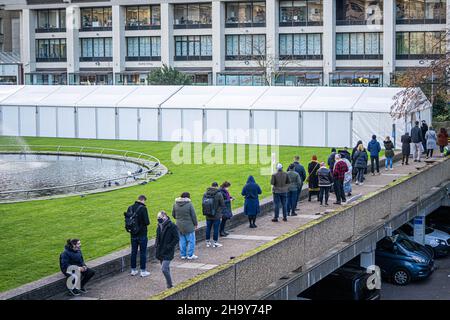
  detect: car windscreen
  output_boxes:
[398,238,423,252]
[425,227,434,234]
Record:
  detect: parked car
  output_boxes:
[375,235,434,286]
[394,229,435,259]
[297,264,380,300]
[426,208,450,235]
[399,222,450,257]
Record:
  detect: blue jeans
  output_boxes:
[287,190,298,215]
[131,236,148,270]
[179,231,196,258]
[205,219,220,242]
[273,192,288,219]
[385,157,393,169]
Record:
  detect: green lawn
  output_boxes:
[0,136,331,292]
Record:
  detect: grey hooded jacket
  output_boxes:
[172,197,197,235]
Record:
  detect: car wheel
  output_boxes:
[392,268,411,286]
[425,245,435,259]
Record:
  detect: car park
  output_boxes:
[399,222,450,258]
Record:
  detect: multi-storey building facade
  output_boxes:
[3,0,449,86]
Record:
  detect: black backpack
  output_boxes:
[124,205,142,235]
[202,193,216,217]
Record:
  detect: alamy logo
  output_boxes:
[66,265,81,290]
[366,265,382,290]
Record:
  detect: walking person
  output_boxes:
[353,144,368,185]
[287,164,302,216]
[202,182,225,248]
[317,162,333,206]
[401,132,412,165]
[59,239,96,296]
[172,192,198,260]
[421,120,429,154]
[155,211,179,289]
[271,163,290,222]
[332,154,348,205]
[437,128,449,157]
[383,136,395,170]
[292,156,307,208]
[367,135,381,175]
[125,195,150,277]
[307,155,320,201]
[411,121,423,162]
[425,127,437,159]
[241,175,262,228]
[219,181,234,237]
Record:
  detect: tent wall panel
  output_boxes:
[253,111,276,145]
[57,108,75,138]
[205,110,227,143]
[1,106,19,136]
[19,107,37,137]
[162,109,182,142]
[352,112,379,148]
[139,109,158,141]
[97,108,116,140]
[302,112,325,147]
[277,111,299,146]
[77,108,96,139]
[228,110,250,144]
[182,109,203,143]
[118,108,138,140]
[39,107,57,137]
[327,112,351,148]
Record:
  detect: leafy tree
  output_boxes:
[147,64,192,85]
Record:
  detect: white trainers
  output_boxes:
[140,270,150,277]
[181,256,187,260]
[130,269,138,276]
[187,255,198,260]
[355,181,359,185]
[213,242,223,248]
[389,167,393,171]
[206,240,211,248]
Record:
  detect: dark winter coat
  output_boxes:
[59,245,86,275]
[292,161,307,182]
[172,197,197,235]
[353,150,368,169]
[367,139,381,157]
[401,134,412,155]
[128,201,150,238]
[241,176,262,217]
[219,188,233,219]
[155,218,180,261]
[271,170,290,194]
[411,125,423,143]
[339,150,351,162]
[383,140,395,158]
[327,152,337,171]
[287,170,302,192]
[421,123,429,140]
[203,187,225,221]
[317,167,333,187]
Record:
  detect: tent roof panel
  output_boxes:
[159,86,223,109]
[0,85,24,104]
[251,86,317,111]
[76,86,139,108]
[204,86,269,109]
[0,85,60,106]
[38,85,100,107]
[353,87,419,112]
[300,87,366,111]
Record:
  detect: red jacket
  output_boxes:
[437,132,448,147]
[333,160,348,181]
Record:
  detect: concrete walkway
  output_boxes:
[51,157,442,300]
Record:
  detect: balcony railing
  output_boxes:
[174,56,212,61]
[79,57,113,62]
[279,54,323,60]
[125,56,161,61]
[336,19,384,26]
[396,54,444,60]
[396,18,446,25]
[225,21,266,28]
[36,57,67,62]
[173,23,212,29]
[336,54,383,60]
[279,20,323,27]
[80,26,112,32]
[225,55,265,61]
[36,27,66,33]
[125,24,161,31]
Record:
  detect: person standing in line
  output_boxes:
[202,182,225,248]
[401,132,412,165]
[437,128,449,157]
[219,181,234,237]
[317,162,333,206]
[342,156,353,197]
[353,144,368,185]
[367,135,381,176]
[425,127,437,159]
[410,121,423,162]
[172,192,198,260]
[339,147,352,162]
[155,211,179,289]
[241,175,262,228]
[351,140,364,180]
[421,120,429,154]
[292,156,306,209]
[332,154,348,205]
[286,164,302,216]
[307,155,321,202]
[327,148,337,172]
[271,163,290,222]
[383,136,395,170]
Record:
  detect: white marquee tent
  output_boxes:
[0,85,432,148]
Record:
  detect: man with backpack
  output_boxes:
[202,182,225,248]
[125,195,150,277]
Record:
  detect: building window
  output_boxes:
[279,0,323,26]
[81,7,112,31]
[396,0,446,24]
[396,31,445,59]
[69,73,113,85]
[217,73,265,85]
[274,72,323,86]
[36,39,66,62]
[125,5,161,30]
[336,32,383,59]
[225,34,266,60]
[225,1,266,27]
[80,38,113,61]
[126,37,161,61]
[36,9,66,32]
[330,72,383,86]
[25,73,67,85]
[279,34,322,59]
[174,3,212,28]
[174,35,212,60]
[336,0,383,25]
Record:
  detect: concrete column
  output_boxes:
[413,215,426,245]
[322,0,336,86]
[160,3,174,66]
[360,247,376,268]
[265,0,279,85]
[112,5,126,83]
[21,9,36,74]
[66,6,80,76]
[383,0,396,86]
[212,0,225,84]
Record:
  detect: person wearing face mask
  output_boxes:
[155,211,179,289]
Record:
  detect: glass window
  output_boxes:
[200,4,212,24]
[38,11,48,29]
[151,37,161,56]
[80,38,112,58]
[253,2,266,23]
[308,0,322,22]
[152,6,161,25]
[280,1,323,24]
[174,5,188,24]
[81,8,92,27]
[175,35,212,57]
[139,37,151,56]
[336,32,382,56]
[139,6,151,26]
[226,2,266,25]
[127,37,139,57]
[188,5,200,24]
[226,34,265,58]
[48,9,58,28]
[396,32,409,54]
[126,7,139,26]
[409,32,425,54]
[59,9,66,29]
[174,4,211,26]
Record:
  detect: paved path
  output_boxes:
[51,157,444,300]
